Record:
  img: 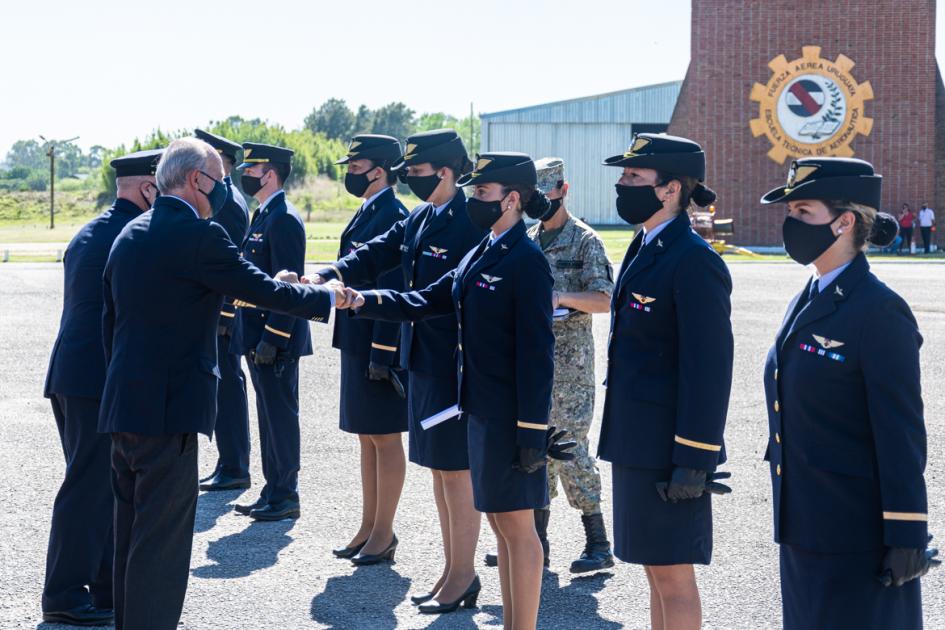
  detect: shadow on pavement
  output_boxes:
[193,488,248,534]
[538,570,621,629]
[191,519,295,579]
[310,564,410,629]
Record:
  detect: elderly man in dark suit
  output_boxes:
[100,137,344,630]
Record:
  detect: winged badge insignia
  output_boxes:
[812,334,844,349]
[481,274,502,283]
[351,241,364,248]
[430,246,447,255]
[632,293,656,305]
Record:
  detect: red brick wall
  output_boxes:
[668,0,937,246]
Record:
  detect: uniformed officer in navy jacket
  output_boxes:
[312,129,487,604]
[331,153,568,625]
[328,134,411,565]
[598,134,734,630]
[40,149,162,628]
[760,157,939,629]
[229,142,312,521]
[100,138,339,630]
[193,129,252,492]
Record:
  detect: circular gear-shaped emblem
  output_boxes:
[750,46,874,164]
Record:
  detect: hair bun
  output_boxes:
[869,211,899,248]
[523,189,551,220]
[691,183,717,208]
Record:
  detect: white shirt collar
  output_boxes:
[643,217,673,246]
[362,186,391,211]
[164,195,200,218]
[813,261,852,292]
[433,199,451,216]
[259,189,284,213]
[490,224,513,245]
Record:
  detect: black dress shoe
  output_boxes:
[250,499,301,521]
[410,590,437,605]
[234,497,267,515]
[332,540,366,559]
[199,471,251,491]
[418,575,481,614]
[351,534,398,565]
[43,604,114,626]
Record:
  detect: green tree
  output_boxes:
[371,102,416,139]
[352,105,375,135]
[5,140,46,171]
[303,98,355,141]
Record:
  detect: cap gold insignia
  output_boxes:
[348,140,362,151]
[475,157,493,172]
[404,143,418,160]
[632,293,656,304]
[786,163,819,189]
[812,334,844,349]
[244,148,252,158]
[481,273,502,283]
[430,246,447,255]
[624,136,652,158]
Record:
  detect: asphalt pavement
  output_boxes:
[0,261,942,629]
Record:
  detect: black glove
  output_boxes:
[515,447,546,474]
[217,324,230,337]
[252,340,278,366]
[655,468,733,502]
[367,362,406,399]
[879,536,941,587]
[546,427,577,461]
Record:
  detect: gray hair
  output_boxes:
[155,137,216,193]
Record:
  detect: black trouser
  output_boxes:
[921,226,932,252]
[111,432,198,630]
[246,358,300,504]
[212,334,250,477]
[43,395,113,612]
[899,226,913,252]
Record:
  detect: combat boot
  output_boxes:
[570,512,614,574]
[534,508,551,568]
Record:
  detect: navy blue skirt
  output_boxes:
[339,352,408,435]
[780,544,922,630]
[611,465,712,565]
[467,414,548,513]
[407,371,468,470]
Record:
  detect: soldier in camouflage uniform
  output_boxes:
[485,158,615,573]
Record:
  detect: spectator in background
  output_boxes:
[898,204,915,254]
[918,204,935,253]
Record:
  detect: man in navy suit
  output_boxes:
[41,149,162,628]
[194,128,253,492]
[100,138,341,630]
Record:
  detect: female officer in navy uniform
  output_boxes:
[326,153,568,628]
[760,157,939,629]
[330,135,410,564]
[598,134,734,630]
[311,130,486,600]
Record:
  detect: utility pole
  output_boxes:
[39,135,79,230]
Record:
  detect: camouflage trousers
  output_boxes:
[547,384,603,515]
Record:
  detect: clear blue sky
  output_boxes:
[1,0,942,156]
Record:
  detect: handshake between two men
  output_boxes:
[273,270,365,310]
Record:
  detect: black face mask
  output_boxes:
[539,198,562,222]
[466,196,507,231]
[782,215,839,265]
[344,170,378,198]
[241,173,264,197]
[615,184,664,225]
[406,174,441,201]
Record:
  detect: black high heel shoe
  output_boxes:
[332,540,366,559]
[410,588,438,605]
[418,575,481,614]
[351,534,398,565]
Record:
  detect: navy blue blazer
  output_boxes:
[355,220,555,449]
[331,188,409,366]
[317,191,486,374]
[98,196,332,437]
[44,198,144,400]
[212,176,250,332]
[598,212,733,471]
[764,253,929,552]
[230,190,312,357]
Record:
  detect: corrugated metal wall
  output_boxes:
[481,81,682,224]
